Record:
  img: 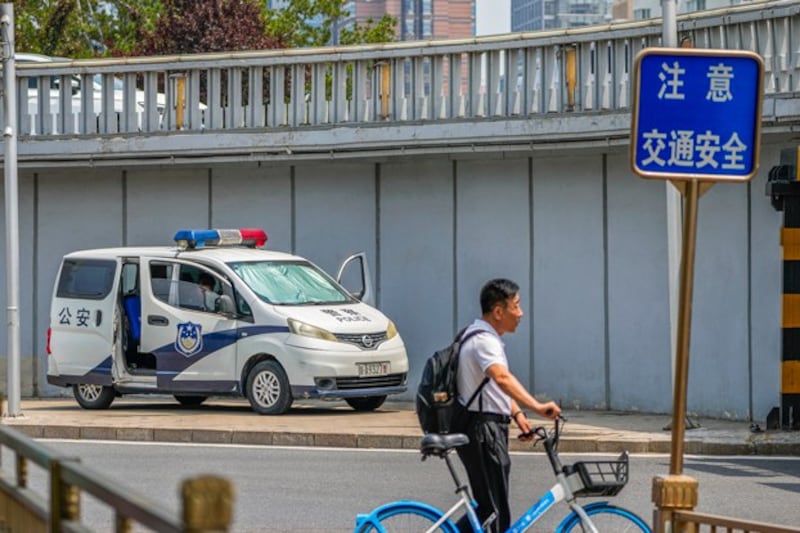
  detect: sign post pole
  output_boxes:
[669,177,699,476]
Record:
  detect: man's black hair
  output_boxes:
[480,278,520,314]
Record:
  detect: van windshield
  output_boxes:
[229,260,353,305]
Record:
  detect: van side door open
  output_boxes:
[139,258,240,393]
[336,252,374,306]
[48,258,120,385]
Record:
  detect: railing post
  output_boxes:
[181,476,233,533]
[50,460,80,533]
[565,44,577,112]
[652,474,698,532]
[379,60,391,121]
[116,513,132,533]
[171,73,187,131]
[15,454,26,488]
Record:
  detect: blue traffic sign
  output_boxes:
[630,48,763,181]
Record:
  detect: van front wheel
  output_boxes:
[246,360,293,415]
[73,384,115,409]
[174,395,208,407]
[346,396,386,411]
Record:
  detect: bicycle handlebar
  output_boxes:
[518,413,566,442]
[518,414,567,475]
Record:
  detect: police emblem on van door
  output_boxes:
[176,322,203,357]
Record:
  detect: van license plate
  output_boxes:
[357,362,390,377]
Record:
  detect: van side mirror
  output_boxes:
[218,294,235,316]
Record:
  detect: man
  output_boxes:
[198,273,220,312]
[455,278,561,532]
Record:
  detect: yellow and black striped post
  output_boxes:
[767,146,800,429]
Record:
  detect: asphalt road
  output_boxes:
[18,440,800,532]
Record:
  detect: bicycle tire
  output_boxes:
[557,502,651,532]
[354,501,460,533]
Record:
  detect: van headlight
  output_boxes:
[287,319,337,342]
[386,320,398,340]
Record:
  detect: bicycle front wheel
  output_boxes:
[354,501,460,533]
[558,502,651,532]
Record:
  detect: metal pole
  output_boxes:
[662,0,683,431]
[662,0,680,397]
[670,179,700,475]
[1,3,20,417]
[661,0,678,48]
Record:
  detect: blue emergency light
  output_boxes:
[173,228,268,249]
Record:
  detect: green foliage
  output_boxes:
[12,0,396,59]
[265,0,396,48]
[103,0,163,56]
[13,0,162,58]
[339,16,396,46]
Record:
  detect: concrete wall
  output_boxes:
[0,137,788,419]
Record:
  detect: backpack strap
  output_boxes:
[456,328,491,411]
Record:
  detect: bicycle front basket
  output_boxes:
[570,451,629,497]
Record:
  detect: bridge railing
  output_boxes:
[671,510,800,532]
[9,0,799,138]
[0,424,233,532]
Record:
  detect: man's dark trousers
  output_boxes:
[455,414,511,533]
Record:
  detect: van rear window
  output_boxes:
[56,259,116,300]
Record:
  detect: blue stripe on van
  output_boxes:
[154,324,289,383]
[48,355,113,387]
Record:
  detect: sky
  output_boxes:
[475,0,511,36]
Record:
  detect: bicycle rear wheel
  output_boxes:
[354,501,459,533]
[558,502,651,532]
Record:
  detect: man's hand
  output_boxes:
[515,413,534,440]
[536,401,561,420]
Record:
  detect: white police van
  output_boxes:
[46,228,408,414]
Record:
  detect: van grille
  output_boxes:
[334,332,387,350]
[335,373,406,390]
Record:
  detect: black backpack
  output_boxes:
[415,328,489,434]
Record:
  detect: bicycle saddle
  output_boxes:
[420,433,470,457]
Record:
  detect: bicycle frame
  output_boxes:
[507,476,601,533]
[355,418,642,533]
[425,492,481,533]
[437,429,603,533]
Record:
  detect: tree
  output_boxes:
[136,0,278,56]
[13,0,161,58]
[264,0,396,48]
[12,0,395,59]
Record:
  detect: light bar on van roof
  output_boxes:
[173,228,268,250]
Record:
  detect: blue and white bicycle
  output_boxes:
[354,416,651,532]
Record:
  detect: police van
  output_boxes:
[46,228,408,414]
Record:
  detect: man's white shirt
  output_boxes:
[456,318,512,415]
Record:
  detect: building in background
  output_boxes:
[269,1,475,43]
[511,0,611,31]
[631,0,741,21]
[341,0,475,40]
[511,0,750,31]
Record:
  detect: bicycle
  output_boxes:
[354,416,651,532]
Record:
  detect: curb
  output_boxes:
[11,424,800,456]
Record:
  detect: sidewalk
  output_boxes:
[2,396,799,456]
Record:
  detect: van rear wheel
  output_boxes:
[345,395,386,411]
[246,360,293,415]
[73,384,115,409]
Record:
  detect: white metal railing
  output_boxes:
[7,0,799,138]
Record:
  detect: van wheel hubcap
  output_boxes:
[78,384,103,401]
[253,371,280,407]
